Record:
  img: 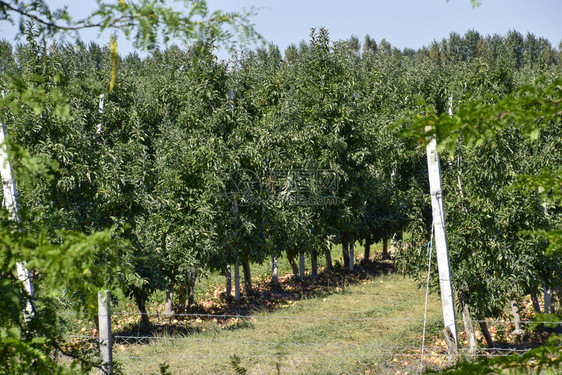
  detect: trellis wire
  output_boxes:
[55,310,561,325]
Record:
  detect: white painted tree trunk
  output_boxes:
[225,265,232,296]
[511,299,524,336]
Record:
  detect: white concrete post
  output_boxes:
[425,97,458,349]
[0,94,35,322]
[98,290,113,374]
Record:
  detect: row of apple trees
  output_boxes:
[1,27,560,342]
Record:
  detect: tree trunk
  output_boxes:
[382,237,390,260]
[234,260,240,301]
[164,287,174,318]
[459,290,477,353]
[186,272,196,309]
[363,235,371,262]
[531,292,541,313]
[544,286,552,314]
[299,253,305,278]
[511,299,524,336]
[271,256,279,284]
[225,265,232,296]
[242,258,253,295]
[349,237,355,271]
[476,314,495,348]
[286,250,299,275]
[311,251,318,279]
[342,238,350,269]
[177,283,187,313]
[324,245,333,271]
[132,286,150,326]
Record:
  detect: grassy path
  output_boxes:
[115,272,444,374]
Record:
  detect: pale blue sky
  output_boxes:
[1,0,560,57]
[212,0,561,52]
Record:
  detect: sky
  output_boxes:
[1,0,560,58]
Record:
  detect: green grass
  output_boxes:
[115,272,444,374]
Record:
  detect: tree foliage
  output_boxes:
[0,15,560,372]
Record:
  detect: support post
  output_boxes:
[0,101,35,322]
[96,95,113,373]
[98,290,113,374]
[299,253,305,278]
[425,99,458,350]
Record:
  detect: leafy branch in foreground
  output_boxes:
[0,220,133,374]
[427,335,562,374]
[1,0,262,51]
[406,79,561,153]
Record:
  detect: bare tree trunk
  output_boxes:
[186,272,196,309]
[242,258,253,295]
[531,292,541,313]
[459,290,477,353]
[234,260,240,301]
[382,237,390,260]
[299,253,305,278]
[363,235,371,262]
[286,250,299,275]
[544,286,552,314]
[225,265,232,296]
[349,237,355,271]
[477,314,495,348]
[324,245,333,271]
[342,238,350,269]
[511,299,524,336]
[164,287,174,319]
[381,237,388,259]
[177,283,187,313]
[132,286,150,326]
[271,256,279,284]
[311,251,318,279]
